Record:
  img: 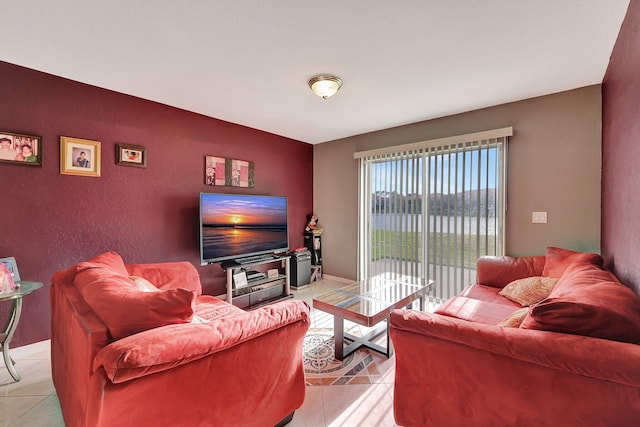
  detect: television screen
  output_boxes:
[200,193,289,264]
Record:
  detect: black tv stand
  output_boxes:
[221,254,291,310]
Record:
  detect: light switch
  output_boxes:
[532,212,547,224]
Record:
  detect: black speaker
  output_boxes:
[290,250,312,289]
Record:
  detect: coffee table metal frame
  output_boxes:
[313,277,432,360]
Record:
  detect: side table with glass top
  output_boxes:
[0,281,43,382]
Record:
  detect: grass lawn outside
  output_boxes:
[371,229,497,269]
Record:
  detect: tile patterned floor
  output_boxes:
[0,277,400,426]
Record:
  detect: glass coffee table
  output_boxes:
[313,277,432,360]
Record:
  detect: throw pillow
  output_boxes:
[125,262,202,292]
[521,262,640,344]
[542,246,603,278]
[75,251,129,276]
[80,277,196,340]
[498,307,529,328]
[499,276,559,306]
[129,276,159,292]
[73,252,132,293]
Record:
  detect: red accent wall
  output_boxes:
[0,61,313,346]
[602,0,640,295]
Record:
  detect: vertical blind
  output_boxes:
[355,128,511,308]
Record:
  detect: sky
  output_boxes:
[201,194,287,226]
[370,146,499,195]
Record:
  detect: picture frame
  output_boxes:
[0,131,42,167]
[228,158,254,188]
[205,155,226,186]
[204,156,254,187]
[116,143,147,168]
[233,271,248,289]
[60,136,101,177]
[0,257,20,281]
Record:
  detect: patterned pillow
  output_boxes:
[498,307,530,328]
[499,276,558,306]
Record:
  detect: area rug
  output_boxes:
[303,328,391,386]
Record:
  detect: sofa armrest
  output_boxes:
[390,309,640,387]
[125,261,202,295]
[476,255,546,288]
[94,299,310,383]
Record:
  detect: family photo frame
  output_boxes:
[0,257,20,281]
[0,131,42,167]
[116,143,147,168]
[60,136,101,177]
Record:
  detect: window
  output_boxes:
[355,128,511,308]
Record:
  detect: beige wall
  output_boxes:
[314,85,602,280]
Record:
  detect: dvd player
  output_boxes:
[246,270,266,280]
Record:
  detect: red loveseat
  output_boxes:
[390,247,640,427]
[51,252,310,427]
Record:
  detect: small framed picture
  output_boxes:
[228,158,254,188]
[0,257,20,281]
[233,271,248,289]
[116,143,147,168]
[205,155,226,186]
[60,136,101,177]
[0,131,42,167]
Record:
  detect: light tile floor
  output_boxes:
[290,277,400,427]
[0,277,400,426]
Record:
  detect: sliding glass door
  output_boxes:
[357,130,509,308]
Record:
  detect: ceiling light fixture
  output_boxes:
[308,74,343,99]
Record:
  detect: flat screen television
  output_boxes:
[199,193,289,265]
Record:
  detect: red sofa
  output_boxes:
[390,247,640,427]
[51,252,310,427]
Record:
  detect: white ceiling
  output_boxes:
[1,1,630,144]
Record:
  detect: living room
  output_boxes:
[1,1,640,425]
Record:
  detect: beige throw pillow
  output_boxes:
[498,307,530,328]
[499,276,558,307]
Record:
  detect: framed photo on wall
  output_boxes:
[204,156,254,187]
[0,131,42,167]
[116,143,147,168]
[228,158,254,188]
[204,155,227,186]
[60,136,101,177]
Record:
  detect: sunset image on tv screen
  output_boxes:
[200,194,288,262]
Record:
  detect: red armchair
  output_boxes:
[51,252,310,427]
